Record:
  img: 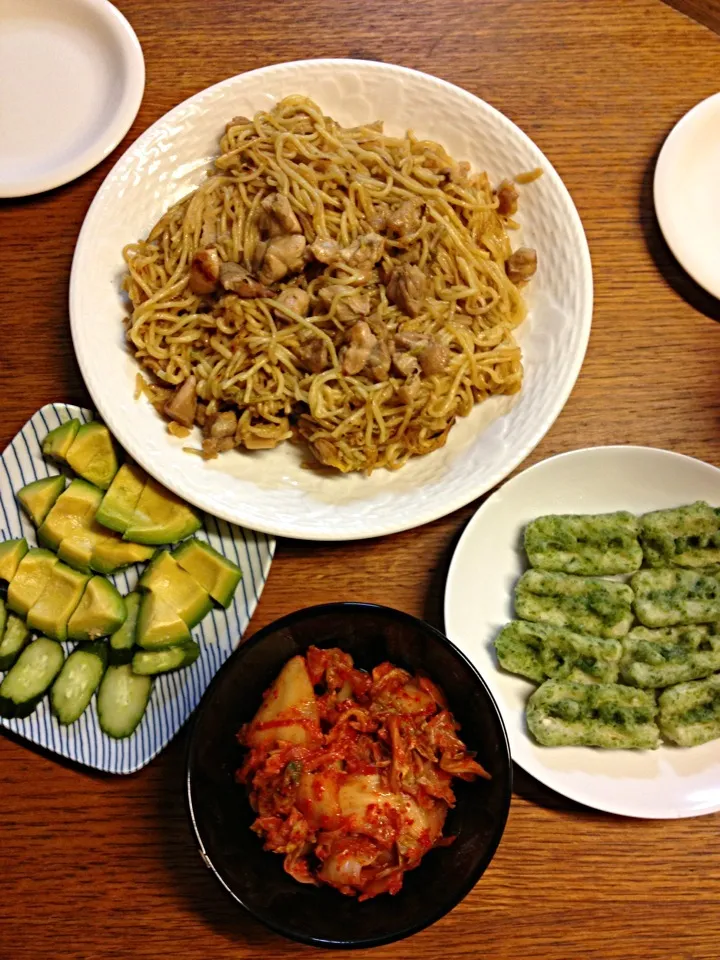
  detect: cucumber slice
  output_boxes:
[0,637,65,718]
[17,475,66,527]
[131,640,200,675]
[138,551,211,626]
[66,422,119,490]
[95,462,147,534]
[67,576,127,641]
[136,591,191,649]
[26,563,90,642]
[42,419,81,461]
[109,592,140,664]
[0,614,31,670]
[51,641,108,725]
[38,479,103,550]
[97,664,152,739]
[173,538,242,608]
[0,538,28,583]
[7,548,58,617]
[124,476,201,546]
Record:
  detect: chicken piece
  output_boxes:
[298,336,330,373]
[505,247,537,284]
[338,233,385,270]
[363,339,391,382]
[219,262,274,298]
[318,285,371,324]
[245,655,320,748]
[275,286,310,317]
[207,410,238,439]
[420,342,450,376]
[260,192,302,237]
[189,248,221,294]
[386,199,422,238]
[310,437,342,469]
[340,321,377,376]
[310,238,341,264]
[201,436,235,459]
[258,235,307,284]
[225,115,250,132]
[366,202,389,234]
[496,179,519,217]
[394,330,428,351]
[386,264,427,317]
[397,375,420,403]
[163,375,197,428]
[392,352,420,378]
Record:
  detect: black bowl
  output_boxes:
[186,603,511,949]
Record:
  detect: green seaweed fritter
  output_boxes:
[495,620,622,684]
[631,568,720,628]
[658,674,720,747]
[515,569,634,639]
[620,624,720,688]
[640,502,720,569]
[524,511,642,576]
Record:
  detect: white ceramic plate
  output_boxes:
[0,0,144,198]
[654,92,720,300]
[444,446,720,819]
[0,403,274,774]
[70,59,592,541]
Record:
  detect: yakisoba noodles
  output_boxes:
[123,96,538,474]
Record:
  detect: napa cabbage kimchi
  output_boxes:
[237,646,490,900]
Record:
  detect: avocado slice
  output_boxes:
[95,462,147,534]
[57,526,100,572]
[123,477,201,546]
[67,576,127,641]
[138,551,211,626]
[27,563,90,642]
[42,419,81,462]
[0,538,28,583]
[109,592,141,664]
[66,422,119,491]
[7,548,59,617]
[90,536,155,575]
[38,479,103,550]
[17,475,66,527]
[173,538,242,608]
[136,592,191,650]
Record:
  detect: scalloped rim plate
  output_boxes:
[0,404,274,773]
[444,446,720,819]
[70,59,592,540]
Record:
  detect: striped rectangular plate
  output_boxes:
[0,404,275,773]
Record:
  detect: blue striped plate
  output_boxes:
[0,404,275,773]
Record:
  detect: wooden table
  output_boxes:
[2,1,720,957]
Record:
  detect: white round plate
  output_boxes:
[70,59,592,541]
[654,92,720,300]
[445,446,720,819]
[0,0,144,198]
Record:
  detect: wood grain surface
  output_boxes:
[1,1,720,958]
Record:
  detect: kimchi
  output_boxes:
[237,646,490,900]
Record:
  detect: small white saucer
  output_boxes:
[654,92,720,300]
[0,0,145,198]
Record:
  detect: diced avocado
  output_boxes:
[66,422,119,491]
[136,592,191,650]
[131,640,201,676]
[38,479,103,550]
[26,563,90,642]
[173,538,242,608]
[0,599,6,645]
[89,536,154,575]
[138,551,211,626]
[57,527,100,572]
[42,419,80,462]
[124,476,201,546]
[95,462,147,534]
[7,549,58,617]
[16,475,66,527]
[109,592,141,664]
[0,614,31,670]
[0,538,28,583]
[67,576,127,641]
